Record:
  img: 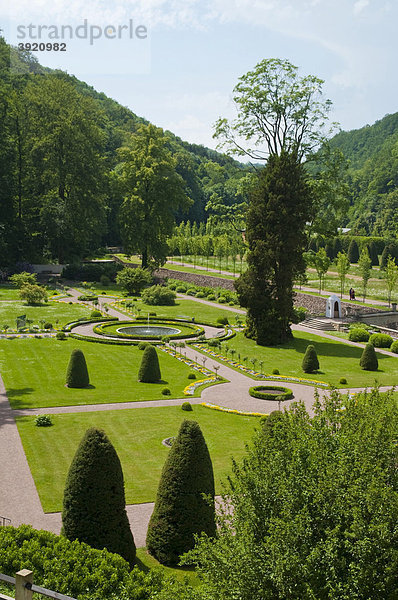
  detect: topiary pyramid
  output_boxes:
[146,420,216,565]
[66,348,89,388]
[347,239,360,264]
[359,342,378,371]
[138,344,161,383]
[62,427,136,567]
[302,344,320,373]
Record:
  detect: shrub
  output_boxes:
[146,420,216,565]
[218,296,227,303]
[187,373,196,380]
[138,345,161,383]
[228,301,235,306]
[207,294,216,301]
[339,377,347,384]
[272,368,280,375]
[142,285,176,306]
[176,285,186,293]
[19,284,48,305]
[62,428,136,566]
[359,343,378,371]
[182,401,193,411]
[196,292,205,298]
[249,386,293,401]
[348,328,370,342]
[217,316,229,325]
[390,340,398,354]
[35,415,53,427]
[369,333,394,348]
[56,331,66,340]
[292,306,308,323]
[138,341,148,350]
[9,271,37,288]
[115,266,152,295]
[100,274,110,286]
[66,349,90,388]
[90,309,102,318]
[44,322,53,330]
[162,387,171,395]
[186,288,197,296]
[302,345,319,373]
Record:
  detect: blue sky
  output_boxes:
[2,0,397,151]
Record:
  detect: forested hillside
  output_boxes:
[330,113,398,237]
[0,38,247,266]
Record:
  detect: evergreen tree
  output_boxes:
[146,420,216,566]
[347,239,360,263]
[359,343,378,371]
[325,241,335,261]
[235,152,314,345]
[66,349,89,388]
[333,236,343,257]
[367,241,379,267]
[62,427,136,566]
[138,345,161,382]
[302,344,320,373]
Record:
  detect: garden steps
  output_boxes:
[302,317,336,331]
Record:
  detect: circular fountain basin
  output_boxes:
[117,325,181,338]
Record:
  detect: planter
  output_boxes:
[249,385,293,401]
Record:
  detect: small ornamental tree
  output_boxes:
[19,284,48,305]
[302,344,320,373]
[66,349,90,388]
[10,271,37,288]
[115,266,152,295]
[359,343,378,371]
[138,344,161,382]
[62,428,136,566]
[347,239,359,264]
[146,420,216,565]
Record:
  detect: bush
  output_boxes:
[19,283,48,305]
[146,420,216,565]
[66,349,90,388]
[162,387,171,395]
[272,368,280,375]
[217,316,229,325]
[62,428,136,567]
[390,340,398,354]
[116,266,152,295]
[90,309,102,318]
[359,343,378,371]
[207,294,216,301]
[196,292,205,298]
[339,377,347,384]
[369,333,394,348]
[44,322,53,330]
[100,274,110,286]
[302,345,319,373]
[181,401,193,411]
[218,296,227,303]
[142,285,176,306]
[56,331,67,340]
[186,288,197,296]
[35,415,53,427]
[229,301,235,306]
[187,373,196,380]
[249,386,293,401]
[348,328,370,342]
[10,271,37,288]
[138,345,161,383]
[62,262,122,282]
[176,285,186,293]
[292,306,308,323]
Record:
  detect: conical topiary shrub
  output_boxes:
[347,239,359,264]
[62,427,136,566]
[359,343,378,371]
[146,420,216,565]
[138,344,161,383]
[302,344,320,373]
[66,348,89,388]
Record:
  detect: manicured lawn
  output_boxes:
[16,404,259,512]
[136,548,199,584]
[0,284,23,301]
[211,330,398,387]
[0,299,92,330]
[0,338,218,409]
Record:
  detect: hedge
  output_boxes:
[249,386,293,401]
[369,333,394,348]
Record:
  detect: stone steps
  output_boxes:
[302,317,335,331]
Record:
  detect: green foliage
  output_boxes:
[138,341,149,350]
[56,331,67,340]
[66,348,90,388]
[90,309,102,317]
[291,306,308,323]
[216,316,229,325]
[162,387,171,395]
[347,238,359,263]
[9,271,37,288]
[348,328,370,342]
[116,267,152,295]
[339,377,347,384]
[142,285,177,306]
[138,345,161,383]
[385,255,398,305]
[272,368,280,375]
[249,386,293,400]
[62,427,136,566]
[336,251,350,297]
[369,333,393,348]
[358,247,372,301]
[35,414,53,427]
[186,388,398,600]
[181,402,193,411]
[302,344,319,373]
[187,373,196,380]
[19,283,48,305]
[359,343,378,370]
[390,340,398,353]
[146,420,216,565]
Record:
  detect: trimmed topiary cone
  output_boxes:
[359,342,378,371]
[138,344,161,383]
[62,427,136,567]
[146,420,216,566]
[66,348,89,388]
[302,344,319,373]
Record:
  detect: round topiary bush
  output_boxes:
[196,292,205,298]
[186,288,197,296]
[56,331,67,340]
[302,345,319,373]
[207,294,216,301]
[249,386,293,401]
[181,401,193,411]
[146,420,215,565]
[62,427,136,566]
[35,415,53,427]
[369,333,394,348]
[187,373,196,380]
[339,377,347,385]
[66,349,90,388]
[272,368,280,375]
[44,322,53,330]
[349,328,370,342]
[138,345,161,383]
[218,296,227,303]
[390,340,398,354]
[359,343,378,371]
[162,387,171,395]
[217,316,229,325]
[90,310,102,318]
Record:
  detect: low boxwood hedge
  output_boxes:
[249,385,293,401]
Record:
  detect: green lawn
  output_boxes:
[0,284,23,301]
[0,338,219,409]
[211,330,398,388]
[16,404,259,512]
[136,548,199,584]
[0,299,92,330]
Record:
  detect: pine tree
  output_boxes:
[347,239,359,264]
[146,420,216,566]
[302,344,320,373]
[62,428,136,566]
[66,348,89,388]
[359,343,378,371]
[138,345,161,382]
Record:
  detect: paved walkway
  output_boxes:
[0,288,396,548]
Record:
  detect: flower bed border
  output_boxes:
[201,402,266,417]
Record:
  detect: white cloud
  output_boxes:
[353,0,370,15]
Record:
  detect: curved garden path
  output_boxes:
[0,288,396,548]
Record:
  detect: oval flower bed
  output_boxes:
[249,385,293,401]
